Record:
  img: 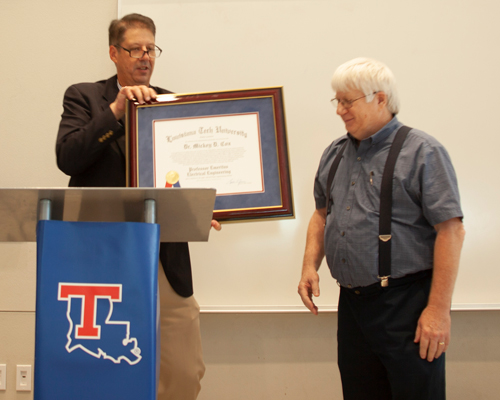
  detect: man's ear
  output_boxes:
[109,45,118,63]
[377,91,388,106]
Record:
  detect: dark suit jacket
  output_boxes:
[56,75,194,297]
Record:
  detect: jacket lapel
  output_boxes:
[103,76,127,157]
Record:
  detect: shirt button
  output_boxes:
[351,181,355,186]
[341,258,346,264]
[341,231,345,236]
[355,290,360,295]
[357,157,361,161]
[347,284,352,288]
[346,206,351,211]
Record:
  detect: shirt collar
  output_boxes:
[116,80,154,91]
[347,116,402,146]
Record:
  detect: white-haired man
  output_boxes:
[298,58,465,399]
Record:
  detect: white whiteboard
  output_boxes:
[120,0,500,311]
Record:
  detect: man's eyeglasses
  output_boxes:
[115,45,162,59]
[331,92,379,109]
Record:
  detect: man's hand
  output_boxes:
[414,217,464,362]
[414,305,451,361]
[298,268,320,315]
[298,208,326,315]
[210,220,221,231]
[110,85,157,120]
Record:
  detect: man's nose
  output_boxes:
[139,49,151,60]
[337,103,348,116]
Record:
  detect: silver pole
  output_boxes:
[38,199,52,221]
[144,199,156,224]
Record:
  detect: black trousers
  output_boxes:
[337,271,445,400]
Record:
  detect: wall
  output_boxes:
[0,1,117,398]
[119,0,500,310]
[0,1,499,399]
[198,312,500,400]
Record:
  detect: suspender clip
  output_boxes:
[378,275,390,287]
[379,234,391,242]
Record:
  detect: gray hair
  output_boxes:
[331,57,400,114]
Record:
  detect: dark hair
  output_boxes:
[108,13,156,46]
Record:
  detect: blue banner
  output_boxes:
[34,220,160,400]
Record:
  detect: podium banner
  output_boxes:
[34,220,160,400]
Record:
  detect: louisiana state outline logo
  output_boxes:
[58,283,142,365]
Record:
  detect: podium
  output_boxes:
[0,187,216,400]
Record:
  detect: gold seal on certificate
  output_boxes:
[126,87,294,222]
[165,170,180,188]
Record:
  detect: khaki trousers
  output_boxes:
[157,268,205,400]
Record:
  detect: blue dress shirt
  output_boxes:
[314,117,463,287]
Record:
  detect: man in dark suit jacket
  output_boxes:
[56,14,218,400]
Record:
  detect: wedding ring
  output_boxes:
[438,342,445,345]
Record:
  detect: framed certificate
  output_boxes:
[126,87,294,222]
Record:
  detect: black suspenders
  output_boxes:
[325,126,412,287]
[377,126,411,286]
[325,140,348,216]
